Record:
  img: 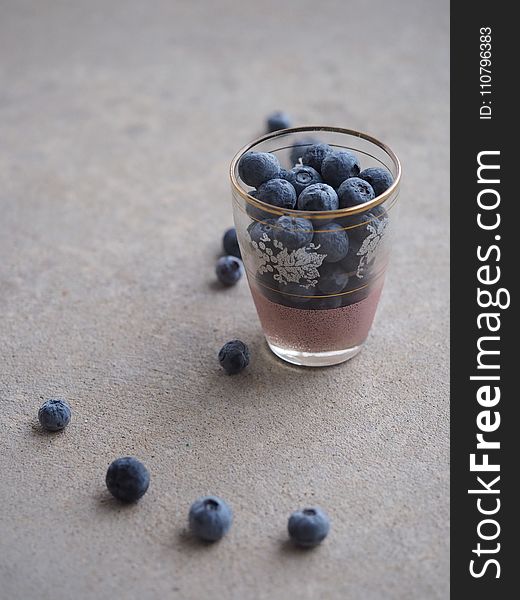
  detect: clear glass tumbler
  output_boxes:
[230,127,401,367]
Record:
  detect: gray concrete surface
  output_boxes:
[0,1,449,598]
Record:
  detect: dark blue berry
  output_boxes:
[247,218,277,244]
[284,165,322,196]
[337,177,375,208]
[278,281,315,305]
[313,222,349,263]
[266,111,292,132]
[317,263,349,294]
[106,457,150,503]
[238,151,280,188]
[288,507,330,547]
[218,339,250,374]
[297,183,339,211]
[222,227,241,259]
[321,150,360,188]
[256,178,297,209]
[302,143,333,172]
[315,295,344,310]
[359,167,393,197]
[189,496,233,542]
[216,256,243,286]
[273,216,314,250]
[38,398,71,432]
[290,136,319,166]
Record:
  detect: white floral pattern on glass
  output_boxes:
[249,232,327,288]
[356,217,388,278]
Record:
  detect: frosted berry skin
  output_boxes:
[256,178,297,210]
[313,222,349,263]
[301,143,333,172]
[297,183,339,211]
[337,177,375,208]
[38,398,71,432]
[288,507,330,548]
[248,218,278,245]
[321,150,360,188]
[222,227,241,259]
[316,263,349,294]
[215,256,243,286]
[189,496,233,542]
[238,151,280,188]
[266,111,292,132]
[290,136,319,166]
[105,457,150,503]
[284,165,322,196]
[218,340,250,374]
[273,216,314,250]
[359,167,394,197]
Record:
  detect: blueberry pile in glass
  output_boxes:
[237,142,394,310]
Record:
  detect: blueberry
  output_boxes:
[238,151,281,188]
[222,227,241,259]
[247,218,277,245]
[256,178,297,209]
[266,111,292,132]
[106,457,150,503]
[288,507,330,547]
[290,136,319,166]
[313,222,349,263]
[359,167,393,197]
[218,339,250,374]
[273,216,314,250]
[38,398,71,432]
[278,281,315,306]
[321,150,360,188]
[189,496,233,542]
[216,256,243,286]
[317,263,349,294]
[297,183,339,212]
[302,143,333,172]
[337,177,375,208]
[284,165,322,196]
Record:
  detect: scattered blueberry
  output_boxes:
[216,256,243,286]
[321,150,360,188]
[290,136,319,166]
[288,507,330,547]
[302,143,333,172]
[38,398,71,432]
[297,183,339,212]
[317,263,349,294]
[247,218,277,244]
[105,457,150,503]
[238,151,280,188]
[266,111,292,132]
[284,165,322,196]
[189,496,233,542]
[256,178,297,209]
[273,216,314,250]
[222,227,241,259]
[313,222,349,262]
[359,167,393,197]
[218,339,250,374]
[337,177,375,208]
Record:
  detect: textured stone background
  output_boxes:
[0,1,449,598]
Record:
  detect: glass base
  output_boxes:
[266,339,364,367]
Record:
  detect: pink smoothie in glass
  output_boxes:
[250,282,384,354]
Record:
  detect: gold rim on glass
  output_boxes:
[230,126,402,219]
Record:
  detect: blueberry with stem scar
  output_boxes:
[189,496,233,542]
[288,507,330,547]
[216,256,243,286]
[321,150,360,188]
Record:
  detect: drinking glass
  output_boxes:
[230,127,401,367]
